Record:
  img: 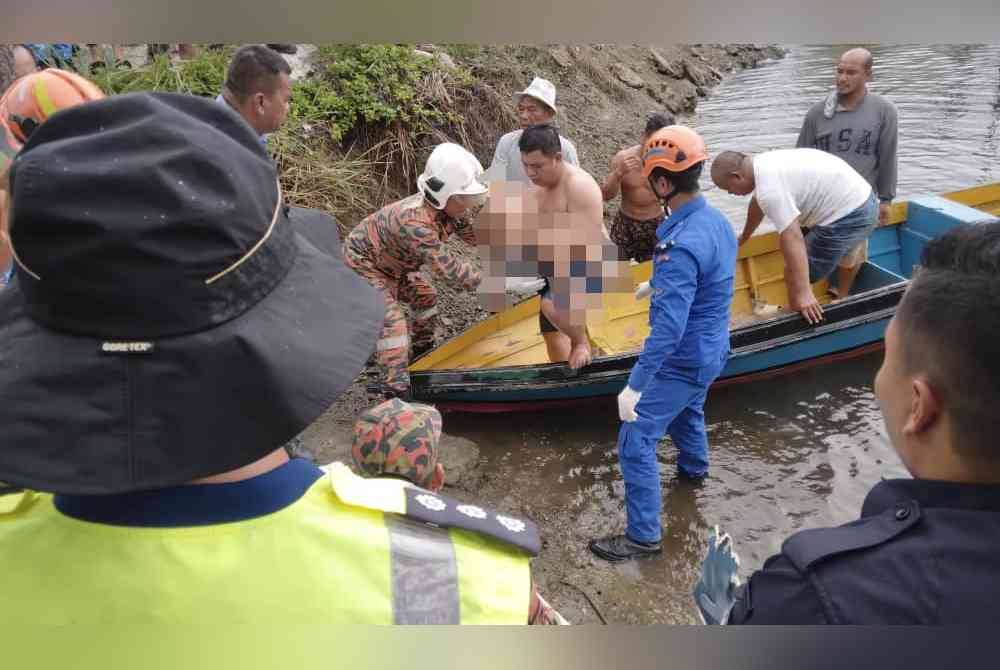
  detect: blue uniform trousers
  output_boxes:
[618,358,725,543]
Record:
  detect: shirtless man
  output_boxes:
[519,123,607,369]
[601,112,674,261]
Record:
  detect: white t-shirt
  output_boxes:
[753,148,872,233]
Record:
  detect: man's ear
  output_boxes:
[903,376,943,437]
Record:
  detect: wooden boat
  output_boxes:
[408,183,1000,411]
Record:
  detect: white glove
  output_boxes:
[505,276,546,295]
[634,281,653,300]
[617,386,642,422]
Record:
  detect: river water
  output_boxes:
[438,45,1000,624]
[700,44,1000,229]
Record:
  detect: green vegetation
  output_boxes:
[301,44,462,142]
[89,49,234,97]
[81,43,511,226]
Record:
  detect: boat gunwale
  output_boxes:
[409,280,907,392]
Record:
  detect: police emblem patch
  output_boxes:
[415,494,446,512]
[496,515,527,533]
[457,504,487,519]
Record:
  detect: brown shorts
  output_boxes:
[607,210,663,262]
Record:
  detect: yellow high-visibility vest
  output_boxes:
[0,464,533,624]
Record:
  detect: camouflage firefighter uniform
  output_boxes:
[344,193,481,395]
[352,398,443,487]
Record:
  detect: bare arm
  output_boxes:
[600,154,624,202]
[546,174,607,368]
[739,196,766,245]
[779,220,823,324]
[573,173,609,231]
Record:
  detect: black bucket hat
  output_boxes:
[0,92,384,494]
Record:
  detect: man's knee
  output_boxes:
[618,425,660,466]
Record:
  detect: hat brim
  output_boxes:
[512,91,557,114]
[0,206,385,494]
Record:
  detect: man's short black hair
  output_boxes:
[644,112,674,136]
[897,221,1000,461]
[518,123,562,157]
[649,162,703,194]
[224,45,291,102]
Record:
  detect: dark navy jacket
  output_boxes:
[728,478,1000,624]
[627,196,737,392]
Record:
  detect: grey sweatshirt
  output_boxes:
[796,91,898,202]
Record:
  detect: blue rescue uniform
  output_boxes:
[727,478,1000,624]
[619,195,737,544]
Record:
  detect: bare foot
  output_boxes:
[567,343,593,370]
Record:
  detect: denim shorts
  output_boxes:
[805,191,878,283]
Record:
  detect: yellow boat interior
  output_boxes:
[411,183,1000,373]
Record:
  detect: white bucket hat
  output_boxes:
[512,77,557,114]
[417,142,488,210]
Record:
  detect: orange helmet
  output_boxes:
[641,125,709,178]
[0,69,105,158]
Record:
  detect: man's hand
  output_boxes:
[617,386,642,422]
[790,288,824,325]
[693,525,742,625]
[737,229,753,246]
[879,201,891,226]
[620,154,642,175]
[568,342,592,370]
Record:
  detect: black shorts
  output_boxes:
[538,278,558,333]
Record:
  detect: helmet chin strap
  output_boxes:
[649,176,681,214]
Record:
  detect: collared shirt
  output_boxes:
[627,195,737,392]
[728,477,1000,624]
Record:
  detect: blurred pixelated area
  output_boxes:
[473,180,633,325]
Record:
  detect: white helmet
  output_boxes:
[417,142,488,210]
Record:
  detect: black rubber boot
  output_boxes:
[677,467,707,484]
[588,534,662,562]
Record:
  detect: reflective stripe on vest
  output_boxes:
[387,515,460,624]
